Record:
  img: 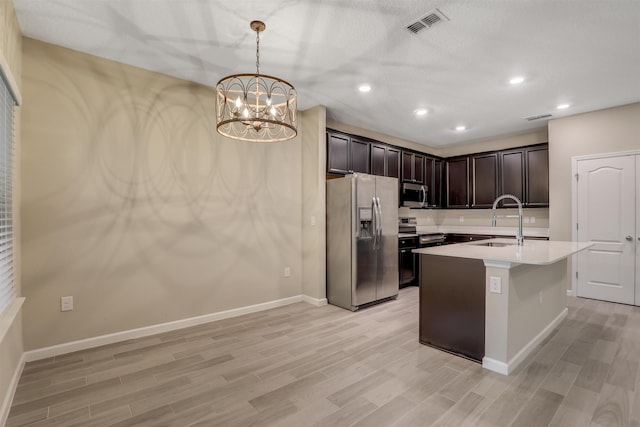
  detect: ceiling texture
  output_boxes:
[13,0,640,147]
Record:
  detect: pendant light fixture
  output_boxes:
[215,20,297,142]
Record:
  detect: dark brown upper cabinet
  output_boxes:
[387,147,401,179]
[498,149,525,207]
[470,153,498,208]
[370,143,401,178]
[446,157,470,208]
[525,145,549,207]
[433,159,443,207]
[401,151,425,184]
[327,130,370,175]
[498,144,548,207]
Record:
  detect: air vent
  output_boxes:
[525,114,553,121]
[406,8,449,35]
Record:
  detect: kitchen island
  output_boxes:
[414,238,591,375]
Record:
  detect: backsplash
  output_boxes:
[398,207,550,229]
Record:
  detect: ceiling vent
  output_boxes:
[525,113,553,121]
[406,8,449,34]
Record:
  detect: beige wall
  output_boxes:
[548,102,640,240]
[20,38,309,350]
[301,106,327,300]
[0,0,23,422]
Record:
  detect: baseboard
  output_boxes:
[482,357,508,375]
[484,308,568,376]
[567,289,575,297]
[0,352,26,427]
[25,294,320,362]
[302,295,328,306]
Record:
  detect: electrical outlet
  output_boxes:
[524,216,530,224]
[459,216,464,223]
[531,216,536,224]
[284,267,291,278]
[60,296,74,312]
[489,276,501,294]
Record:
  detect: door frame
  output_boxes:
[571,149,640,296]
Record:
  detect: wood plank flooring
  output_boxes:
[7,286,640,426]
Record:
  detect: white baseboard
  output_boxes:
[483,308,568,376]
[25,294,322,362]
[302,295,328,306]
[0,352,26,427]
[482,357,508,375]
[567,289,575,297]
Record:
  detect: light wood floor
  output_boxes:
[7,286,640,427]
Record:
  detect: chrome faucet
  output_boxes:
[491,194,524,246]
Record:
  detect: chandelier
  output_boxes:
[215,21,297,142]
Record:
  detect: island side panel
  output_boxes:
[507,259,568,361]
[419,254,486,362]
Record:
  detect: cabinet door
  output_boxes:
[526,146,549,207]
[371,144,386,176]
[402,151,413,182]
[387,147,400,179]
[499,150,525,207]
[350,138,370,174]
[327,132,350,175]
[446,157,469,208]
[414,154,425,184]
[471,153,498,208]
[424,158,434,205]
[433,159,443,207]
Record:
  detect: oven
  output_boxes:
[399,235,418,286]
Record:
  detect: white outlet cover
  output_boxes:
[61,296,74,312]
[284,267,291,278]
[489,276,502,294]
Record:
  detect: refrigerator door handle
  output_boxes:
[375,197,383,250]
[371,197,378,249]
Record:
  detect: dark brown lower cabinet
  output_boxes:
[419,254,485,362]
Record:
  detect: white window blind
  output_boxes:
[0,72,15,316]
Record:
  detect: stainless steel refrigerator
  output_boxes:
[327,173,399,311]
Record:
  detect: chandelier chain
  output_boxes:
[255,28,260,75]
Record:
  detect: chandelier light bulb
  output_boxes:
[243,108,249,118]
[235,97,242,108]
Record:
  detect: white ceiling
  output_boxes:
[13,0,640,147]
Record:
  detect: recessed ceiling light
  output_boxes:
[556,103,570,109]
[414,108,428,116]
[509,76,525,85]
[358,84,371,93]
[455,125,466,131]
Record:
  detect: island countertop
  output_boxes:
[413,238,592,266]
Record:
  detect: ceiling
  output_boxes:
[13,0,640,147]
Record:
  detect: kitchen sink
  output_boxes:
[471,242,516,247]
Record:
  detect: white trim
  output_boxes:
[484,308,567,375]
[482,357,508,375]
[302,295,328,306]
[0,352,25,427]
[25,295,310,362]
[0,297,24,345]
[0,51,22,106]
[567,289,575,297]
[483,260,520,269]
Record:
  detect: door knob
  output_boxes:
[626,235,633,241]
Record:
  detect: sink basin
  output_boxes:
[471,242,516,247]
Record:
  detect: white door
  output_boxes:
[637,156,640,305]
[576,155,636,304]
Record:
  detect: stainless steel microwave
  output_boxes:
[401,182,428,208]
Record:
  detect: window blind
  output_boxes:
[0,73,15,316]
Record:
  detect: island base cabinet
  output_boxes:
[419,255,486,362]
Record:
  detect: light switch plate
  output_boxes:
[61,296,74,312]
[489,276,502,294]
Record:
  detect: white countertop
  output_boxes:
[415,225,549,238]
[413,238,592,266]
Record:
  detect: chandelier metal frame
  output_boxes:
[215,21,297,143]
